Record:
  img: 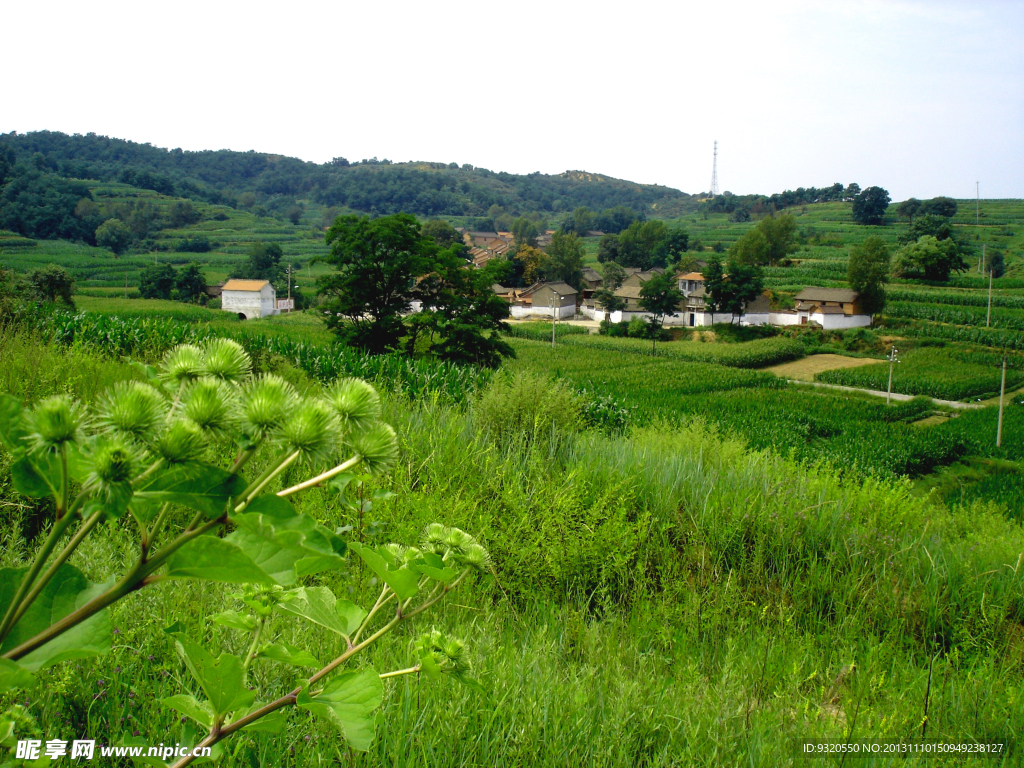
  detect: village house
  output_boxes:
[221,279,278,320]
[776,287,872,329]
[510,281,578,319]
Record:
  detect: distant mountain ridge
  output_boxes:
[0,131,694,219]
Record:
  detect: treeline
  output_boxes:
[0,131,691,220]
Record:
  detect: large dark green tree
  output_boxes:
[28,265,75,306]
[422,219,463,248]
[175,262,206,303]
[95,218,132,255]
[542,231,585,290]
[638,272,683,353]
[730,214,797,266]
[617,220,669,269]
[892,236,968,282]
[239,241,284,282]
[139,263,177,300]
[851,186,891,225]
[317,214,438,354]
[847,236,890,314]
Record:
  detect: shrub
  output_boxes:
[474,371,582,440]
[207,298,222,310]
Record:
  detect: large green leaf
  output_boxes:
[238,707,287,734]
[83,482,133,521]
[275,587,365,638]
[0,394,25,450]
[161,694,214,729]
[256,643,319,668]
[349,542,420,601]
[174,637,255,718]
[166,536,275,585]
[296,669,382,752]
[0,565,112,671]
[10,453,57,499]
[212,610,256,631]
[227,504,346,586]
[412,552,458,583]
[133,463,245,519]
[0,658,34,692]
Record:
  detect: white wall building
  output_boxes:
[221,279,278,320]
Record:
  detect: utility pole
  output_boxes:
[886,346,900,405]
[551,292,561,348]
[997,355,1006,448]
[987,257,993,328]
[286,264,293,312]
[976,181,980,225]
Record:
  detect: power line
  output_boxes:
[709,141,719,198]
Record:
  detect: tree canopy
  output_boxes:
[851,186,891,225]
[893,235,968,282]
[847,236,890,314]
[730,214,797,267]
[542,231,585,290]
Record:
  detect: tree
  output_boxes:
[730,207,751,223]
[28,265,75,306]
[720,260,764,323]
[896,198,922,224]
[843,183,861,200]
[168,200,200,228]
[730,214,797,267]
[920,196,958,218]
[562,206,595,235]
[664,228,690,263]
[596,205,642,234]
[892,235,968,282]
[638,272,683,353]
[852,186,891,225]
[897,213,958,246]
[422,219,463,248]
[286,205,303,225]
[95,218,132,255]
[139,263,177,300]
[241,241,284,282]
[511,217,539,247]
[543,231,585,290]
[847,236,890,314]
[593,260,627,314]
[618,220,669,269]
[989,250,1006,279]
[317,214,437,354]
[596,233,621,264]
[175,262,206,303]
[415,252,514,368]
[702,258,726,324]
[515,244,546,285]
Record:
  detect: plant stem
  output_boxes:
[379,665,420,679]
[0,503,78,642]
[277,454,360,498]
[235,450,300,512]
[7,509,104,632]
[351,587,392,645]
[242,617,265,672]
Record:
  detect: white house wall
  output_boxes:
[223,287,278,320]
[511,304,575,319]
[812,313,872,329]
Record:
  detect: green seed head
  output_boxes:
[454,542,492,573]
[202,338,252,382]
[161,345,204,384]
[442,526,476,558]
[95,381,165,444]
[84,435,137,490]
[240,374,298,441]
[25,395,84,452]
[157,419,208,464]
[324,378,380,434]
[421,523,450,556]
[181,377,238,438]
[279,399,340,466]
[351,422,398,477]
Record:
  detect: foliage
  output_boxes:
[846,235,890,314]
[318,214,436,354]
[513,244,545,286]
[175,235,212,253]
[730,214,797,267]
[139,263,177,300]
[0,339,488,762]
[893,235,968,282]
[421,219,462,248]
[27,265,75,307]
[0,169,98,243]
[638,273,683,351]
[473,371,582,440]
[175,263,206,304]
[94,218,132,255]
[919,196,958,218]
[616,220,669,270]
[851,185,891,225]
[237,240,283,283]
[542,231,585,290]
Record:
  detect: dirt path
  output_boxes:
[789,380,984,410]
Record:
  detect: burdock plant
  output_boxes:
[0,339,487,766]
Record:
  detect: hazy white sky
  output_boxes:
[4,0,1022,200]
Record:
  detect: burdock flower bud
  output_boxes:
[161,345,204,385]
[279,399,340,466]
[95,381,165,445]
[454,542,492,573]
[442,527,476,558]
[157,419,207,464]
[24,395,84,453]
[324,378,380,434]
[83,435,137,493]
[384,543,422,566]
[240,375,298,441]
[181,377,238,438]
[202,339,252,382]
[421,523,450,556]
[350,422,398,477]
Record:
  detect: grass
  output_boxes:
[1,337,1023,766]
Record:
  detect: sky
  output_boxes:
[3,0,1022,201]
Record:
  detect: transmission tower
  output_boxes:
[709,140,720,198]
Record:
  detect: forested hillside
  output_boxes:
[0,131,693,222]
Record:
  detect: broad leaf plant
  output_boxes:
[0,339,488,766]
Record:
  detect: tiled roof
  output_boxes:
[793,287,858,303]
[676,272,705,281]
[222,279,270,291]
